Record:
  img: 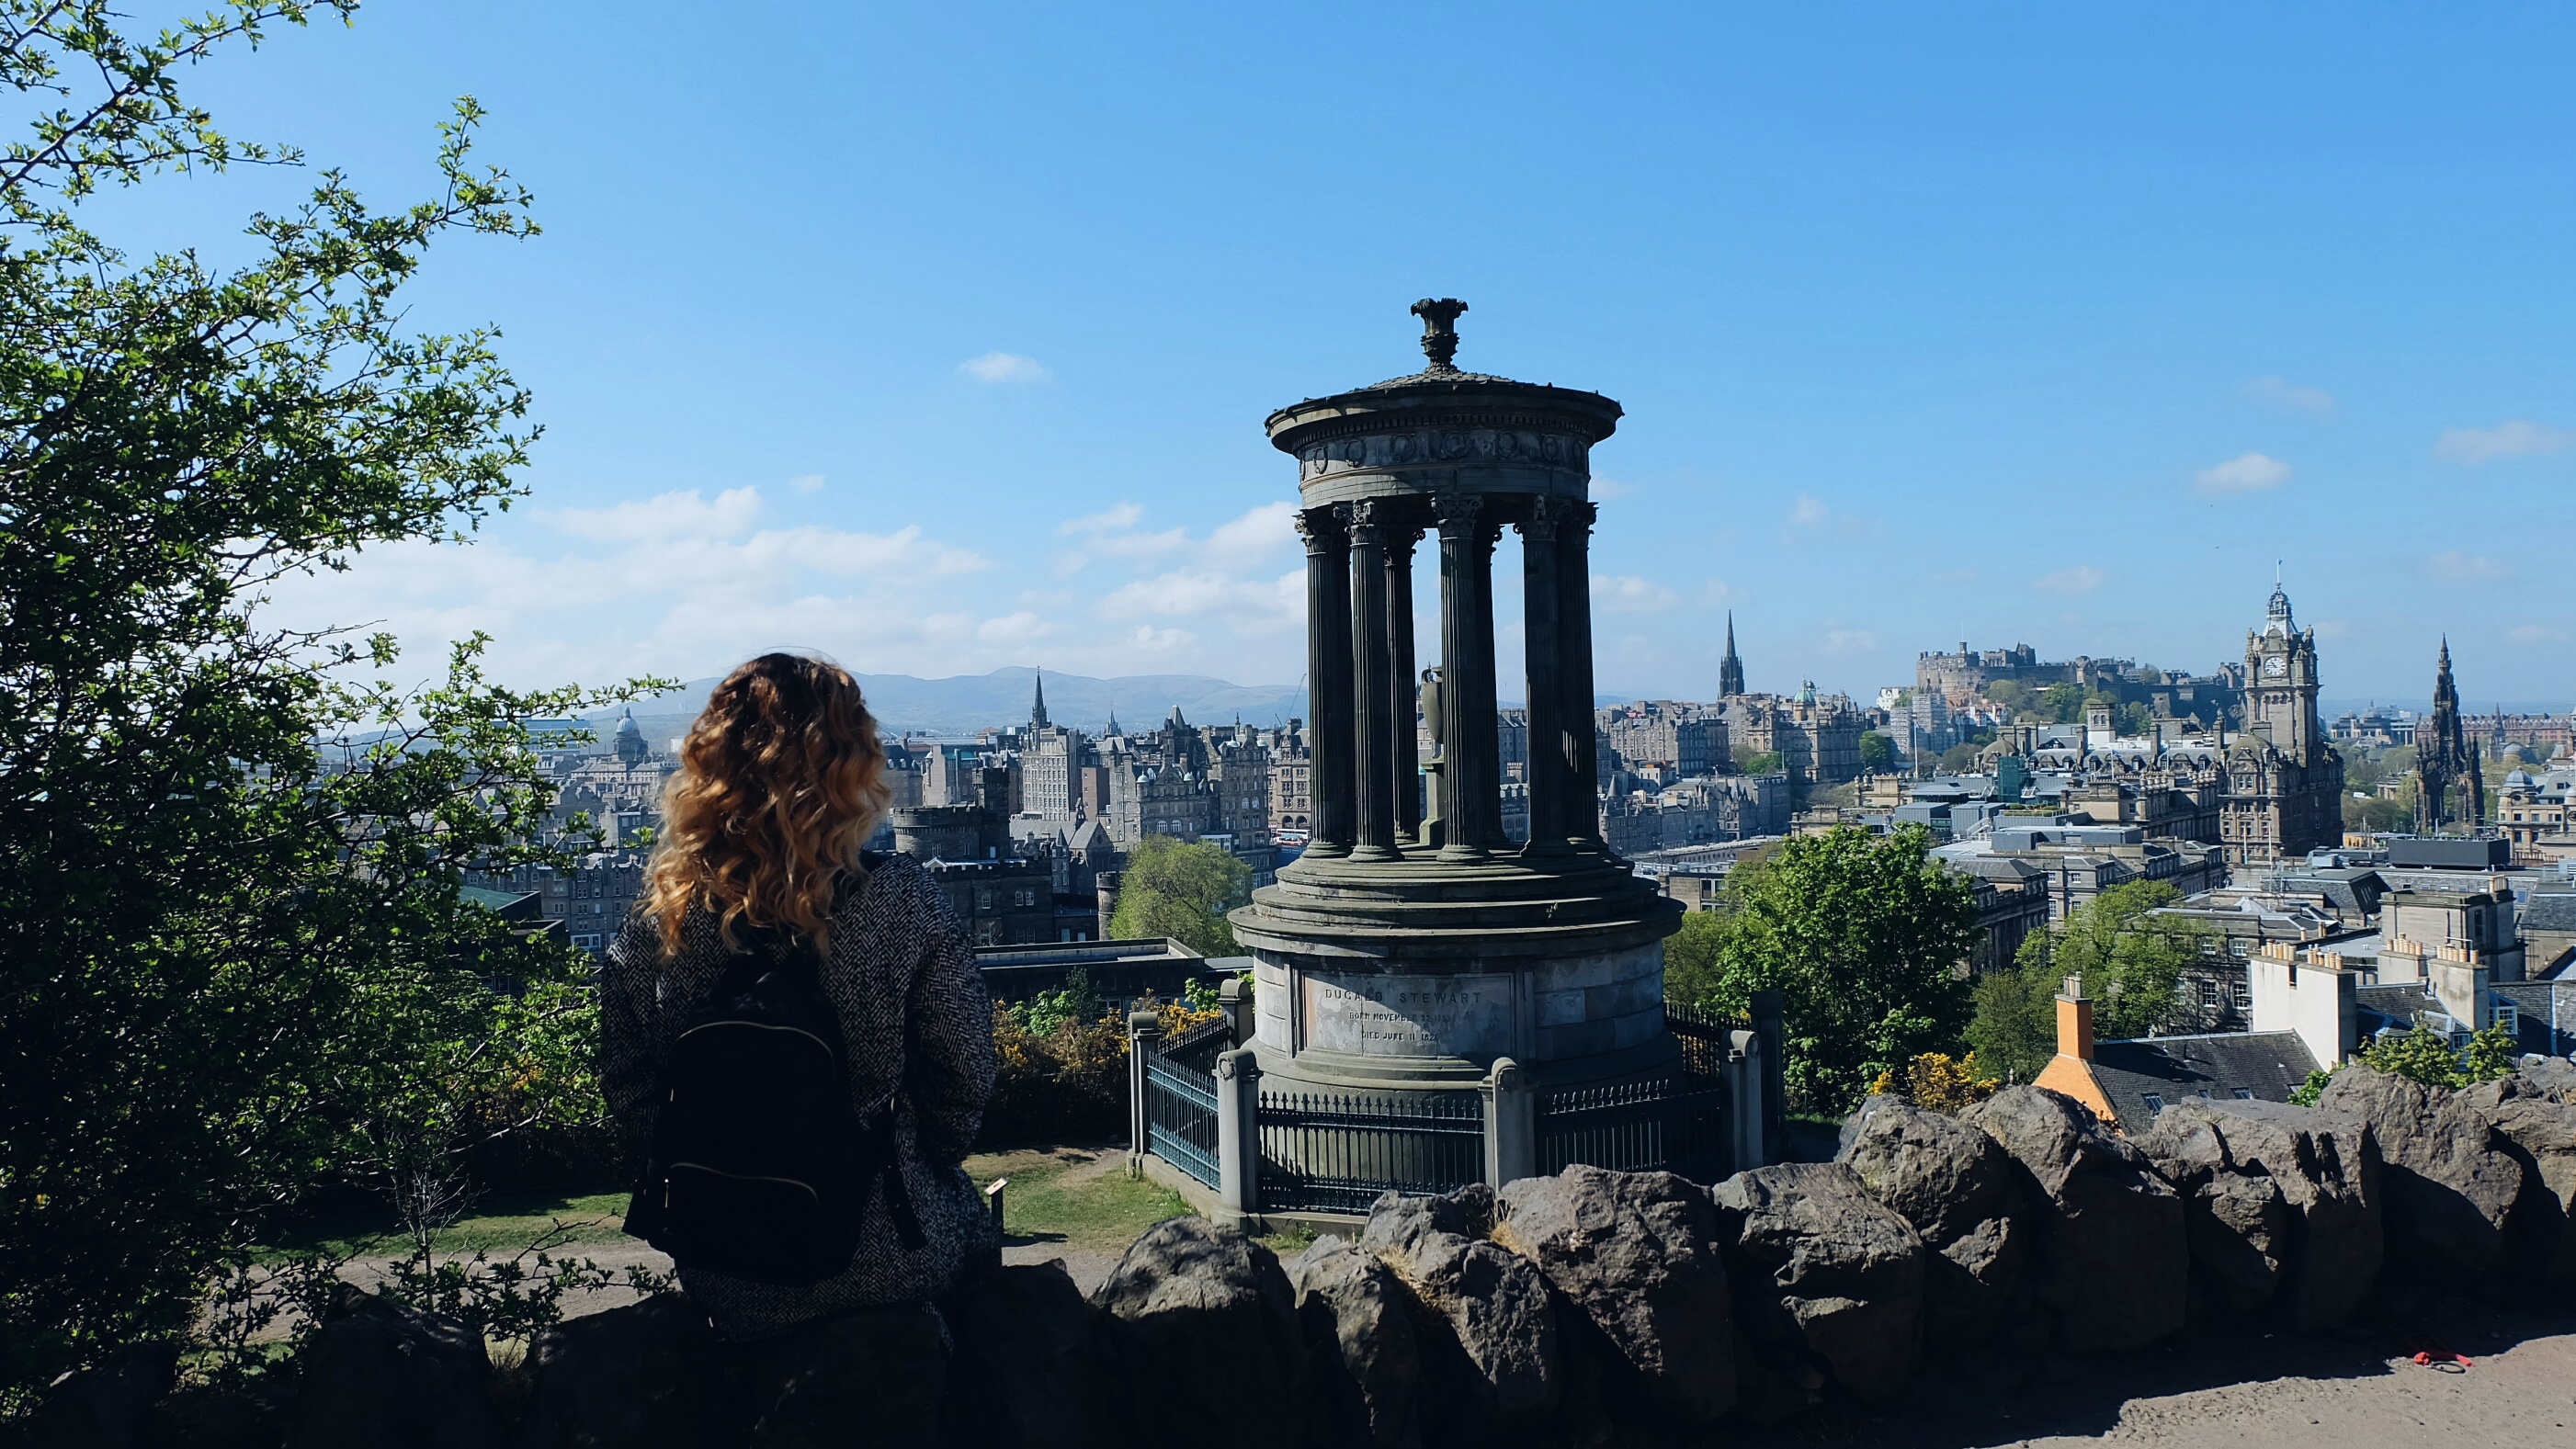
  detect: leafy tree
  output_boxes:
[1936,741,1984,775]
[2359,1023,2519,1089]
[1965,881,2204,1081]
[2039,682,2087,723]
[1963,963,2059,1085]
[0,4,653,1401]
[1107,836,1252,956]
[1007,968,1105,1036]
[1857,730,1896,771]
[1662,826,1978,1114]
[2117,702,2154,739]
[1735,750,1784,776]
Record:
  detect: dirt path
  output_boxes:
[1742,1299,2576,1449]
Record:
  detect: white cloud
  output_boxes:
[550,486,762,542]
[1697,578,1742,605]
[2508,624,2567,645]
[959,351,1050,384]
[789,473,826,494]
[1206,501,1298,561]
[1060,502,1143,535]
[1592,574,1680,613]
[2429,551,2510,583]
[1787,494,1830,528]
[2194,452,2290,495]
[1591,479,1636,499]
[1095,569,1303,631]
[2434,420,2574,463]
[975,611,1060,645]
[1824,629,1878,654]
[2031,565,2105,597]
[1089,528,1192,560]
[2244,377,2335,413]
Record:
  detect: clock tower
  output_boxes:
[2219,582,2343,866]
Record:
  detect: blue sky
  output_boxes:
[140,2,2574,708]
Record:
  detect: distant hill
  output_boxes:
[592,667,1308,742]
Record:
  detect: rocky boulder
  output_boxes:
[282,1287,497,1449]
[1835,1097,2029,1347]
[739,1301,949,1449]
[2318,1065,2530,1280]
[2519,1057,2576,1103]
[1358,1185,1561,1445]
[1287,1237,1424,1449]
[521,1294,725,1449]
[943,1260,1116,1449]
[1094,1217,1309,1449]
[18,1344,177,1449]
[2461,1076,2576,1283]
[1962,1086,2185,1353]
[2134,1099,2381,1330]
[1707,1162,1924,1407]
[1492,1166,1735,1426]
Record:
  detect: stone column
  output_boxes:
[1517,500,1569,856]
[1345,502,1397,863]
[1555,501,1601,844]
[1435,494,1500,863]
[1298,507,1355,858]
[1388,522,1424,845]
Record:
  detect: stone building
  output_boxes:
[1267,719,1313,837]
[465,852,649,956]
[1018,673,1085,825]
[2217,583,2345,866]
[1598,702,1729,779]
[2498,767,2574,866]
[1720,682,1863,787]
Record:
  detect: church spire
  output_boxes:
[1031,669,1050,730]
[1718,610,1746,697]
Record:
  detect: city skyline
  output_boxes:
[207,4,2576,701]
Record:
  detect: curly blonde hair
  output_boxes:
[643,653,891,957]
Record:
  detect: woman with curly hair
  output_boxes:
[599,652,997,1337]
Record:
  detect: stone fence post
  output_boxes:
[1215,1047,1262,1227]
[1219,974,1253,1048]
[1127,1008,1162,1177]
[1749,989,1787,1167]
[1724,1028,1766,1174]
[1481,1057,1536,1188]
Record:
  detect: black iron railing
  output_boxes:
[1664,999,1742,1080]
[1256,1089,1484,1215]
[1142,1022,1226,1189]
[1538,1074,1730,1182]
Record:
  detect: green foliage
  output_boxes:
[1007,969,1104,1037]
[1107,836,1252,956]
[1181,976,1223,1013]
[1936,741,1984,774]
[1965,882,2203,1082]
[1662,826,1978,1114]
[1857,731,1896,771]
[2039,683,2088,723]
[2288,1064,2338,1106]
[2117,702,2154,739]
[1735,750,1784,776]
[2358,1023,2520,1090]
[984,1002,1128,1147]
[1963,962,2059,1086]
[0,6,664,1400]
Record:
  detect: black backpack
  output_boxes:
[624,903,924,1285]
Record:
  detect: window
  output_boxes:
[2199,980,2220,1009]
[2141,1093,2165,1113]
[976,889,994,911]
[2494,1002,2519,1035]
[572,934,602,952]
[2231,1088,2254,1100]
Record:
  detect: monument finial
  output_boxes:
[1411,298,1468,373]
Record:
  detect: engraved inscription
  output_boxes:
[1300,429,1590,479]
[1303,972,1513,1058]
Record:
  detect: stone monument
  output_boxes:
[1231,300,1685,1104]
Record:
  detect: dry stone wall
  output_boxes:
[31,1065,2576,1449]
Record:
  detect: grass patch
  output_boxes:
[967,1146,1194,1255]
[255,1188,637,1264]
[1257,1224,1318,1256]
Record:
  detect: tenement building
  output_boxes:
[2217,583,2344,865]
